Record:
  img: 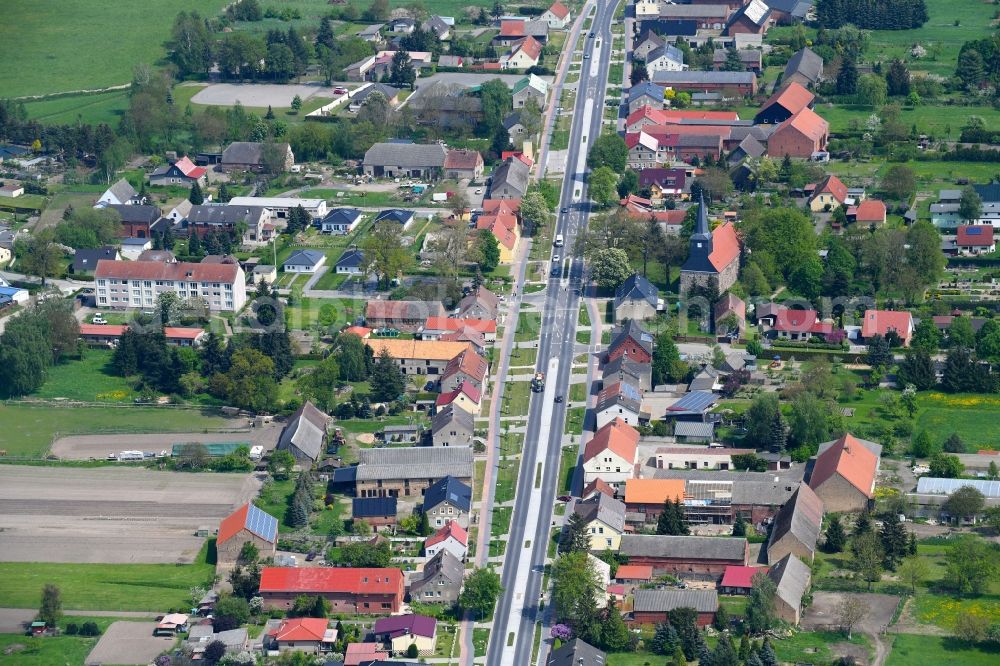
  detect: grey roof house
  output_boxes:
[320,207,363,235]
[766,482,824,564]
[488,156,531,200]
[423,475,472,528]
[782,47,824,87]
[72,246,119,274]
[602,356,653,392]
[282,249,326,274]
[432,404,475,448]
[614,273,659,322]
[221,142,294,172]
[335,248,365,275]
[276,401,329,463]
[409,549,465,604]
[547,639,607,666]
[362,142,448,180]
[355,446,473,497]
[373,208,416,229]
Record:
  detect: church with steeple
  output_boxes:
[679,193,741,295]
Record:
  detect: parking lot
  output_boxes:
[0,467,262,564]
[190,82,339,107]
[85,621,174,666]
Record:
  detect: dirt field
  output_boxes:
[50,420,282,460]
[190,82,336,107]
[85,621,174,666]
[0,467,262,564]
[802,591,902,666]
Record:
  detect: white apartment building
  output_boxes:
[94,260,247,312]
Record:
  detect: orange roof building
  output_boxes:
[853,199,887,225]
[807,174,848,211]
[680,193,741,295]
[755,82,815,125]
[582,418,640,485]
[269,618,337,648]
[808,434,881,513]
[217,503,278,564]
[623,478,686,528]
[769,107,829,159]
[860,309,914,347]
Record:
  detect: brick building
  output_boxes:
[619,535,749,578]
[216,503,278,566]
[258,567,404,614]
[631,589,719,627]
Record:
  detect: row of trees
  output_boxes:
[816,0,928,30]
[0,300,80,398]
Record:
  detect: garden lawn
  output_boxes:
[516,312,542,342]
[473,628,490,657]
[570,382,588,402]
[3,0,231,97]
[0,541,215,611]
[814,103,1000,139]
[284,297,366,330]
[914,392,1000,451]
[565,407,585,435]
[913,593,1000,631]
[0,403,235,458]
[503,380,532,416]
[886,633,1000,666]
[31,349,134,403]
[558,445,578,494]
[0,635,99,666]
[772,631,870,664]
[491,507,513,538]
[494,458,519,504]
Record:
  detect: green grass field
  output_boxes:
[31,350,134,403]
[22,90,130,125]
[0,541,215,611]
[3,0,232,98]
[914,393,1000,450]
[503,380,532,416]
[0,403,236,457]
[815,102,1000,140]
[0,634,99,666]
[886,633,1000,666]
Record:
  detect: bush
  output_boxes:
[79,621,101,636]
[65,623,79,635]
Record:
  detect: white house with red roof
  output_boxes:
[956,225,996,255]
[582,417,640,485]
[267,617,337,653]
[860,309,914,346]
[434,381,482,415]
[503,36,543,70]
[849,199,887,226]
[540,1,572,29]
[807,174,848,212]
[422,317,497,343]
[149,156,207,188]
[769,308,834,341]
[424,520,468,560]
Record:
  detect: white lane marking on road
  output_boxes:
[497,356,560,666]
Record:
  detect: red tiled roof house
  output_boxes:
[258,567,405,614]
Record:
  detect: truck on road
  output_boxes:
[531,372,545,392]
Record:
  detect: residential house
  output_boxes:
[366,300,447,332]
[185,204,270,243]
[373,208,416,230]
[861,309,914,346]
[768,553,811,624]
[957,225,996,255]
[320,208,364,235]
[512,74,548,109]
[373,615,437,656]
[459,286,501,320]
[614,274,659,322]
[714,292,746,337]
[431,405,476,449]
[164,327,208,347]
[283,249,326,274]
[78,324,128,346]
[719,565,763,595]
[221,142,294,172]
[634,31,668,62]
[435,381,482,415]
[72,247,119,275]
[754,82,814,125]
[422,316,498,342]
[602,355,653,392]
[583,478,617,502]
[652,447,757,471]
[808,433,881,513]
[354,446,473,498]
[807,174,848,211]
[441,350,489,393]
[765,0,814,24]
[573,493,627,550]
[495,19,550,45]
[712,48,763,72]
[217,503,279,565]
[187,626,249,659]
[409,550,465,605]
[652,71,757,96]
[547,639,607,666]
[504,36,543,70]
[424,475,472,528]
[228,196,326,220]
[267,618,337,654]
[766,482,823,564]
[504,111,529,144]
[476,210,520,263]
[626,131,667,169]
[97,178,142,207]
[364,338,472,375]
[725,0,772,35]
[623,478,686,527]
[388,17,415,33]
[276,401,329,464]
[767,107,829,158]
[362,142,448,180]
[782,47,824,88]
[639,167,686,204]
[595,382,644,429]
[767,308,833,341]
[850,199,887,226]
[164,199,192,225]
[438,54,464,68]
[149,156,207,187]
[335,248,365,275]
[252,264,278,284]
[582,417,640,485]
[646,44,686,74]
[607,320,654,364]
[344,643,389,666]
[489,155,532,199]
[679,194,741,295]
[105,204,162,239]
[347,83,401,109]
[352,496,398,527]
[0,182,24,198]
[424,520,468,560]
[540,1,572,29]
[258,567,405,613]
[632,589,719,627]
[444,149,484,180]
[619,534,750,577]
[423,16,451,40]
[94,259,247,312]
[634,0,662,21]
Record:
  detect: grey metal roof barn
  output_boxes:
[674,422,715,439]
[767,552,811,611]
[915,477,1000,497]
[620,534,747,560]
[652,71,756,85]
[363,142,448,169]
[767,482,823,558]
[356,446,473,482]
[782,47,824,85]
[276,400,329,462]
[633,589,719,614]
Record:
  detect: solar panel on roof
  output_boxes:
[967,227,983,235]
[245,504,279,542]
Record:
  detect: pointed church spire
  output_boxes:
[692,191,711,240]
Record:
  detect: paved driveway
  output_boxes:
[85,621,174,666]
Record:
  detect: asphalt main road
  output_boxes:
[486,1,619,664]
